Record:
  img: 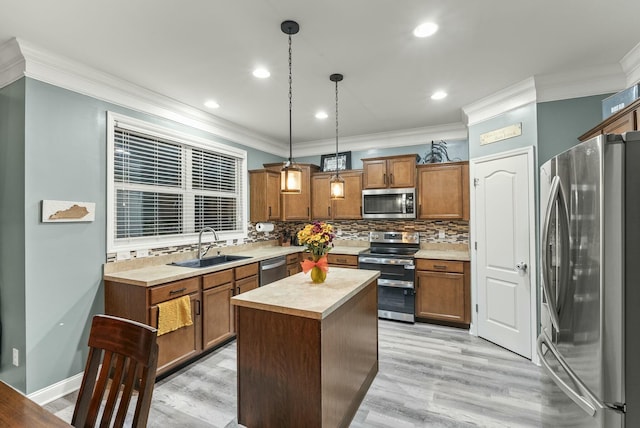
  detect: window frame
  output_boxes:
[107,111,248,253]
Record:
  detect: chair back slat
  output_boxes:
[72,315,158,428]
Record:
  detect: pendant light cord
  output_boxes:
[335,78,339,175]
[288,33,293,163]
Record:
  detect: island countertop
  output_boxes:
[231,267,380,320]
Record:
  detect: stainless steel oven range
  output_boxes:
[358,231,419,323]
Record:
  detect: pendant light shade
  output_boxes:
[280,20,302,194]
[329,73,345,199]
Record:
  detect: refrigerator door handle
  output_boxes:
[541,175,569,331]
[537,330,605,417]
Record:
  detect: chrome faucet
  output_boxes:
[198,227,219,259]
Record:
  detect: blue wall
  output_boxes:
[1,77,283,394]
[0,78,27,390]
[537,94,609,167]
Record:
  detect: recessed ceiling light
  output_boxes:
[431,91,447,100]
[204,100,220,109]
[315,111,328,119]
[413,22,438,38]
[253,68,271,78]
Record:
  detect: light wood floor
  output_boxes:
[45,320,557,427]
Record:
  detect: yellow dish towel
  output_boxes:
[157,295,193,336]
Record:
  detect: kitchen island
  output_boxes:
[231,267,380,428]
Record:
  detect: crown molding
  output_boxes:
[462,78,537,126]
[0,38,288,157]
[295,122,468,157]
[0,38,26,88]
[534,63,626,102]
[621,41,640,87]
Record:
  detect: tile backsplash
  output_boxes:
[106,219,468,262]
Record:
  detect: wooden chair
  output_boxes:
[72,314,159,428]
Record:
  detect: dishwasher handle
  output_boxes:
[261,257,287,270]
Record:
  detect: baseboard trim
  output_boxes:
[28,372,83,406]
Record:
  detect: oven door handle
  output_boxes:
[378,279,414,289]
[358,257,414,265]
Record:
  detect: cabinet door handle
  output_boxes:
[268,206,272,217]
[328,206,331,217]
[307,207,310,216]
[169,287,187,295]
[433,265,447,270]
[390,173,394,184]
[196,299,201,315]
[383,173,387,184]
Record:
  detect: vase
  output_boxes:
[310,254,328,283]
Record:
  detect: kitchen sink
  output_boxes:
[169,254,252,268]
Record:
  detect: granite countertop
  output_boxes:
[103,244,368,287]
[231,267,380,320]
[414,249,470,261]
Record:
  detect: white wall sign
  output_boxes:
[480,123,522,145]
[42,200,96,222]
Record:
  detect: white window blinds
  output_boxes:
[107,112,247,251]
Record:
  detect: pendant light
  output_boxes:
[280,20,302,194]
[329,73,345,199]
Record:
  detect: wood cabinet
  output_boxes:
[263,163,320,221]
[417,161,469,220]
[249,169,281,222]
[579,98,639,141]
[362,154,417,189]
[286,253,302,276]
[235,262,259,294]
[327,253,358,269]
[311,170,363,220]
[105,276,203,376]
[415,259,470,327]
[202,269,234,350]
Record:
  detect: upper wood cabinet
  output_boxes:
[311,170,363,220]
[263,163,320,221]
[362,154,417,189]
[417,161,469,221]
[579,98,639,141]
[249,169,281,222]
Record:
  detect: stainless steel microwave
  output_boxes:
[361,188,416,219]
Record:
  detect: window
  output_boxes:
[107,112,247,252]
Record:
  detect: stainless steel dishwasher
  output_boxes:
[259,255,287,286]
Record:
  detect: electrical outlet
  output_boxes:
[438,230,445,239]
[12,348,19,367]
[116,251,131,261]
[134,249,149,258]
[226,239,234,246]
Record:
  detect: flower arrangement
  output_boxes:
[297,221,335,257]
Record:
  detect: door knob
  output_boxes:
[515,262,528,274]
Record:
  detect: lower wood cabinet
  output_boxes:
[327,253,358,269]
[286,253,302,276]
[235,263,259,294]
[202,269,235,350]
[415,259,470,327]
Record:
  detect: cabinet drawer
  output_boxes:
[149,277,200,306]
[416,259,464,273]
[327,254,358,266]
[235,262,258,280]
[286,253,300,264]
[203,268,234,290]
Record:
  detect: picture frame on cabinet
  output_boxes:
[320,151,351,172]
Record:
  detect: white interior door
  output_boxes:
[472,148,534,359]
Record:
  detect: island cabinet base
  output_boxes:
[236,279,378,428]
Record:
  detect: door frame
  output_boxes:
[469,145,539,364]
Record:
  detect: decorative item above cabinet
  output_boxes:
[361,154,418,189]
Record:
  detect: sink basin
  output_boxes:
[170,254,252,268]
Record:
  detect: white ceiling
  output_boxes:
[2,0,640,148]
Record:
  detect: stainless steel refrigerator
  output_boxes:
[538,131,640,427]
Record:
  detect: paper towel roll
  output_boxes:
[255,222,274,233]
